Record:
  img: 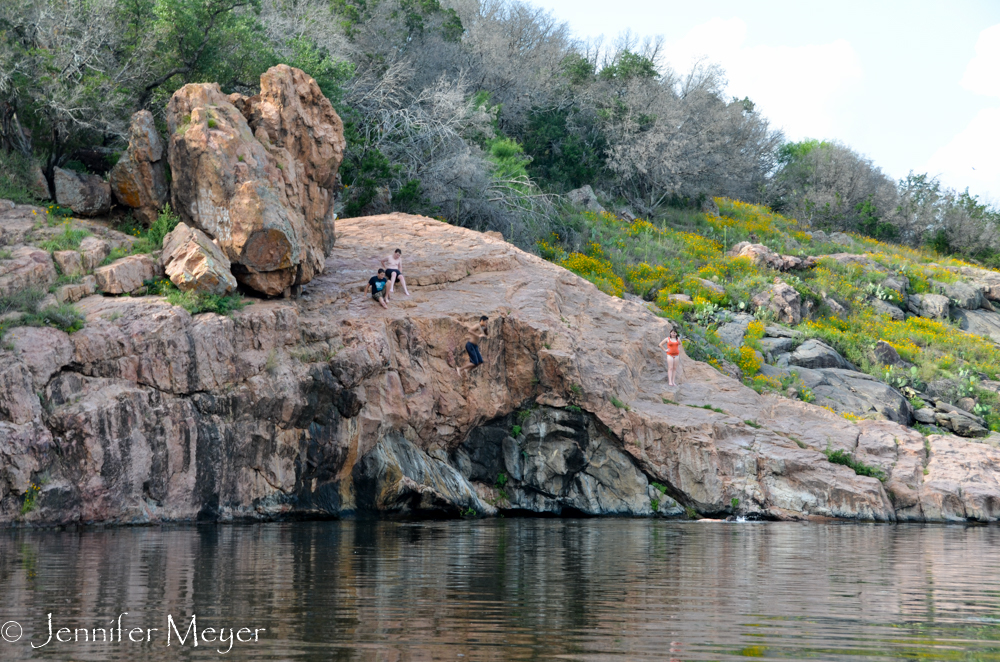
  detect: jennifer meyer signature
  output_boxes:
[1,613,266,654]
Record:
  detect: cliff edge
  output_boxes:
[2,212,998,524]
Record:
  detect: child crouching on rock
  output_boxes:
[366,269,390,309]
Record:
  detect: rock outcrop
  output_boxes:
[6,214,1000,525]
[566,185,606,213]
[908,293,950,319]
[109,110,169,225]
[782,339,851,370]
[0,246,57,297]
[53,167,112,216]
[161,222,237,295]
[751,278,802,324]
[728,242,812,271]
[953,309,1000,344]
[167,65,344,296]
[93,254,162,294]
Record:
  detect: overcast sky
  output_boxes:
[529,0,1000,203]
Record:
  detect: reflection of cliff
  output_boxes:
[2,522,1000,660]
[4,214,1000,523]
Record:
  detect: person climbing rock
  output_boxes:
[380,248,411,296]
[659,328,682,386]
[457,316,489,378]
[366,268,390,309]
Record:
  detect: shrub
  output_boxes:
[21,304,86,334]
[734,345,762,376]
[824,448,886,482]
[165,290,248,316]
[0,150,41,204]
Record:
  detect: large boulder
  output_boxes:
[786,338,850,370]
[751,278,802,325]
[109,110,169,225]
[52,250,84,278]
[54,275,96,304]
[728,242,809,271]
[758,336,796,355]
[93,254,162,294]
[907,293,950,319]
[167,66,344,296]
[566,185,606,213]
[873,340,906,366]
[933,279,981,310]
[871,298,905,320]
[950,265,1000,302]
[924,379,961,405]
[78,236,111,272]
[30,165,51,200]
[161,222,237,295]
[953,308,1000,344]
[716,313,752,347]
[763,365,912,424]
[53,167,111,216]
[243,65,345,256]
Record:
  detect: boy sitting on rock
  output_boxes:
[365,269,390,309]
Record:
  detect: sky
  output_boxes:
[529,0,1000,203]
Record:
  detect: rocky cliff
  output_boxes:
[4,211,1000,525]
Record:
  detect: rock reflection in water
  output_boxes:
[1,520,1000,660]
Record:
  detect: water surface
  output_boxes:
[1,520,999,660]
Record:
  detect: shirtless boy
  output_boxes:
[457,316,489,377]
[380,248,411,296]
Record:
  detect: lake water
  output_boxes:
[1,519,999,660]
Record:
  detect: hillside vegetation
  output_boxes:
[543,198,1000,437]
[2,0,997,259]
[3,0,1000,440]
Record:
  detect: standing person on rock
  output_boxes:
[380,248,411,296]
[659,328,682,387]
[366,269,390,309]
[457,316,489,378]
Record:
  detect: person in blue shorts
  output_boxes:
[457,316,489,377]
[365,269,390,309]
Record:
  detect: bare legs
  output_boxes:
[456,361,480,378]
[667,355,678,386]
[389,272,410,296]
[376,295,388,309]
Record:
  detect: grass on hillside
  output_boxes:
[539,198,1000,430]
[0,289,85,338]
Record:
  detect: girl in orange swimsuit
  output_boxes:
[658,329,682,386]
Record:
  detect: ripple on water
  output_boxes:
[1,520,1000,660]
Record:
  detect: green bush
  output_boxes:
[21,304,86,334]
[166,289,248,316]
[147,205,181,247]
[0,289,85,336]
[825,448,886,482]
[0,150,40,204]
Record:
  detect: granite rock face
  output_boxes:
[4,214,1000,525]
[751,279,802,325]
[908,293,950,319]
[54,167,111,216]
[93,254,162,294]
[0,246,57,297]
[161,222,237,295]
[109,110,169,225]
[167,66,344,296]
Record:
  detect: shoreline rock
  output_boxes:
[4,214,1000,526]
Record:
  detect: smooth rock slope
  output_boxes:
[3,214,1000,524]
